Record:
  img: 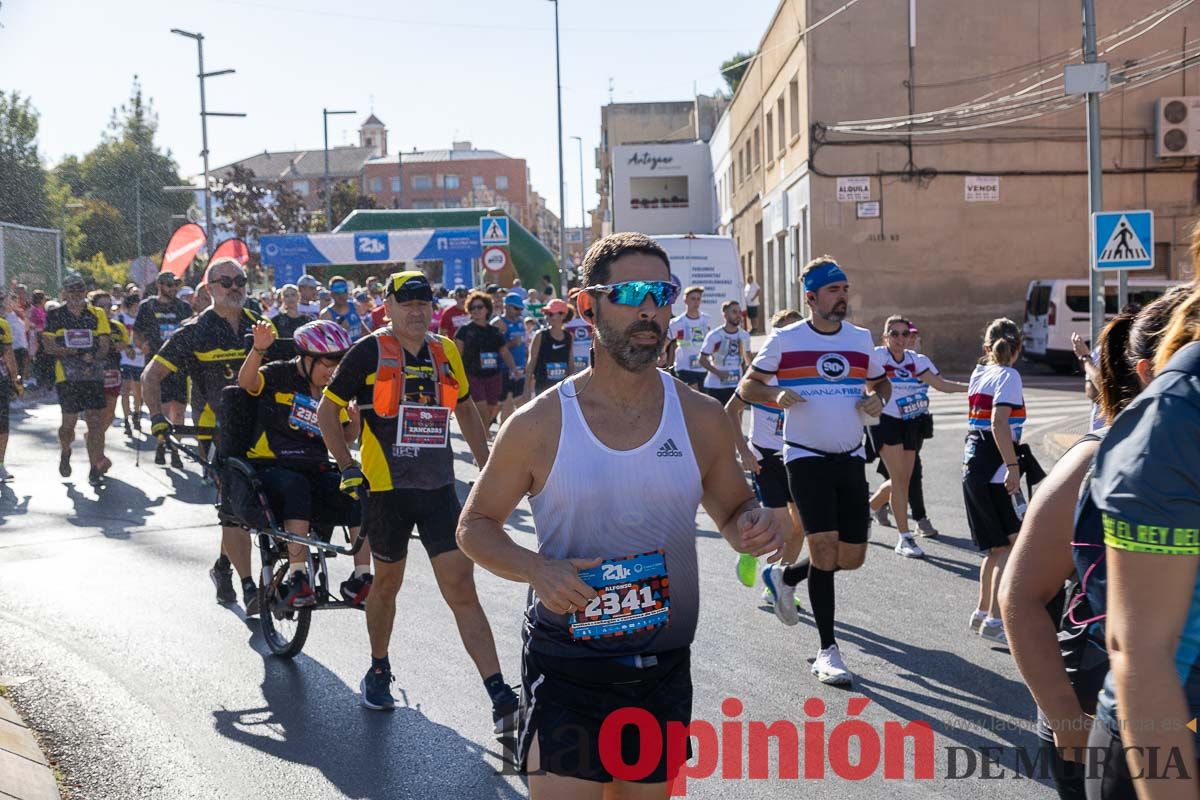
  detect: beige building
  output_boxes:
[717,0,1200,366]
[595,96,727,240]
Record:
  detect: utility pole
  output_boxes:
[550,0,568,293]
[1082,1,1107,345]
[171,29,244,254]
[323,108,357,231]
[135,180,143,258]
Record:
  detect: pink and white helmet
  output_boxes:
[293,320,354,357]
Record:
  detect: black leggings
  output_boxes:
[1084,725,1138,800]
[1039,737,1087,800]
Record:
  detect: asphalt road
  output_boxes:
[0,374,1091,799]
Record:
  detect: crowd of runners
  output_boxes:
[2,226,1199,799]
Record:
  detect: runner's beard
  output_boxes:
[819,301,848,322]
[595,312,665,372]
[214,289,245,312]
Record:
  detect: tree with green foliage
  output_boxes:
[321,180,378,229]
[75,77,192,260]
[721,51,756,96]
[0,91,49,227]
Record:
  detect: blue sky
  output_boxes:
[0,0,777,228]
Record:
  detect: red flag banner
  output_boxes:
[211,238,250,266]
[161,223,207,278]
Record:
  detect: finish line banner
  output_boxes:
[260,228,481,288]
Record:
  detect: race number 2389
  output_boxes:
[569,550,670,640]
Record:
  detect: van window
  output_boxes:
[1027,285,1051,316]
[1065,285,1170,315]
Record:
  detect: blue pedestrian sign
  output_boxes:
[480,216,509,246]
[1092,210,1154,271]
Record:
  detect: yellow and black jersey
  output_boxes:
[44,304,110,383]
[324,333,468,493]
[154,307,272,419]
[245,359,348,466]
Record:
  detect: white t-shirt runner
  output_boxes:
[751,320,886,462]
[700,326,751,389]
[966,363,1026,483]
[563,317,593,372]
[876,346,936,420]
[668,313,711,374]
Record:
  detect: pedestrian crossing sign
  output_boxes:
[1092,210,1154,271]
[480,216,509,246]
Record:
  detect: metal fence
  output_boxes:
[0,221,61,291]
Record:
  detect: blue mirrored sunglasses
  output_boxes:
[587,280,679,308]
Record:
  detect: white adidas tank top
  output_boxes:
[525,370,704,657]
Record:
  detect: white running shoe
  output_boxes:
[894,534,925,559]
[762,564,799,626]
[980,620,1007,644]
[969,610,988,633]
[915,518,939,538]
[811,645,853,686]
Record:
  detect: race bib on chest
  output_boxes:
[687,353,700,371]
[288,393,322,436]
[545,362,567,381]
[572,355,589,371]
[569,551,670,640]
[690,327,706,346]
[397,404,450,448]
[103,369,121,389]
[65,329,94,349]
[159,322,179,339]
[479,351,498,371]
[896,393,929,421]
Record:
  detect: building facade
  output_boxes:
[715,0,1200,366]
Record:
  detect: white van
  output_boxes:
[652,235,743,320]
[1022,278,1185,371]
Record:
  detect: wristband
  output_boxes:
[1006,462,1019,468]
[253,347,269,355]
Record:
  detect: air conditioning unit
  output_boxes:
[1155,96,1200,158]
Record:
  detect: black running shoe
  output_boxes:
[133,413,142,432]
[281,571,317,608]
[170,449,183,469]
[491,685,520,735]
[154,442,166,466]
[339,573,373,608]
[123,419,132,437]
[209,558,237,604]
[243,581,260,616]
[59,448,71,477]
[360,666,396,711]
[88,466,102,486]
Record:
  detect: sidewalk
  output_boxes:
[0,692,61,800]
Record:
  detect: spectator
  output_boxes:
[539,274,556,297]
[4,294,28,387]
[28,290,50,391]
[508,277,528,301]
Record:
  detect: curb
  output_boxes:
[1042,431,1080,462]
[0,694,62,800]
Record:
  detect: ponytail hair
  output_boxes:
[1096,311,1138,423]
[1155,283,1200,373]
[981,317,1022,366]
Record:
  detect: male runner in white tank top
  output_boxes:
[458,232,784,798]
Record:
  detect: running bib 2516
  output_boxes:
[288,393,321,436]
[397,404,450,448]
[569,551,670,640]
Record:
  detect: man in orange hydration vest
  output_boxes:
[317,271,520,730]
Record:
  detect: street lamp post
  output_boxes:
[323,108,357,231]
[549,0,567,293]
[170,28,245,254]
[570,135,587,259]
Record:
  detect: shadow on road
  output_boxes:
[63,478,166,538]
[0,483,32,525]
[213,631,526,799]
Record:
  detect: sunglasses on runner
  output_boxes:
[211,275,248,289]
[887,329,909,337]
[587,280,680,308]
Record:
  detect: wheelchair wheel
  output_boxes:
[257,535,311,658]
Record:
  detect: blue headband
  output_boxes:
[803,262,847,293]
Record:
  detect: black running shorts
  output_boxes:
[517,645,692,784]
[56,381,105,414]
[161,370,189,406]
[255,465,362,527]
[675,370,706,389]
[870,414,924,452]
[362,484,460,563]
[961,475,1021,551]
[785,455,869,543]
[704,386,735,406]
[753,447,791,509]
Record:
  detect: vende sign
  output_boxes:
[965,176,1000,202]
[836,177,871,202]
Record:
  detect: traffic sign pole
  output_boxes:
[1083,0,1106,347]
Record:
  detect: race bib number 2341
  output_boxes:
[569,550,670,640]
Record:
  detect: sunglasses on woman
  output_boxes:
[211,275,248,289]
[469,304,487,311]
[586,280,680,308]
